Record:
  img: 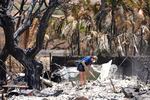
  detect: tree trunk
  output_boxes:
[0,0,59,89]
[77,20,80,55]
[0,15,43,89]
[110,0,116,52]
[0,47,8,86]
[95,0,108,32]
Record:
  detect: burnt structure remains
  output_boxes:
[51,56,150,84]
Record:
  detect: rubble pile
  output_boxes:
[7,78,150,100]
[2,61,150,100]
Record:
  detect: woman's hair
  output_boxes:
[92,56,98,60]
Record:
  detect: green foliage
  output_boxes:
[79,21,86,33]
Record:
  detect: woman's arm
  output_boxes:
[81,61,87,68]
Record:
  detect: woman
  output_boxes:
[77,56,97,86]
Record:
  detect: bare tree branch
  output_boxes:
[15,0,26,29]
[14,0,37,39]
[26,0,60,58]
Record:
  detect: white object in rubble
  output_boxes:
[109,64,118,78]
[91,64,102,73]
[67,67,79,78]
[58,67,69,80]
[99,60,112,81]
[58,66,79,80]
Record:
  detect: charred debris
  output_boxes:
[0,56,150,100]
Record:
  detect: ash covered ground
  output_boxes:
[5,61,150,100]
[8,78,150,100]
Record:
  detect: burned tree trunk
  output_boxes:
[95,0,108,32]
[0,0,60,89]
[0,46,9,86]
[0,60,7,86]
[0,13,15,87]
[110,0,117,51]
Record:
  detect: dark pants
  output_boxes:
[77,63,85,72]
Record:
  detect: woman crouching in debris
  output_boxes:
[76,56,97,86]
